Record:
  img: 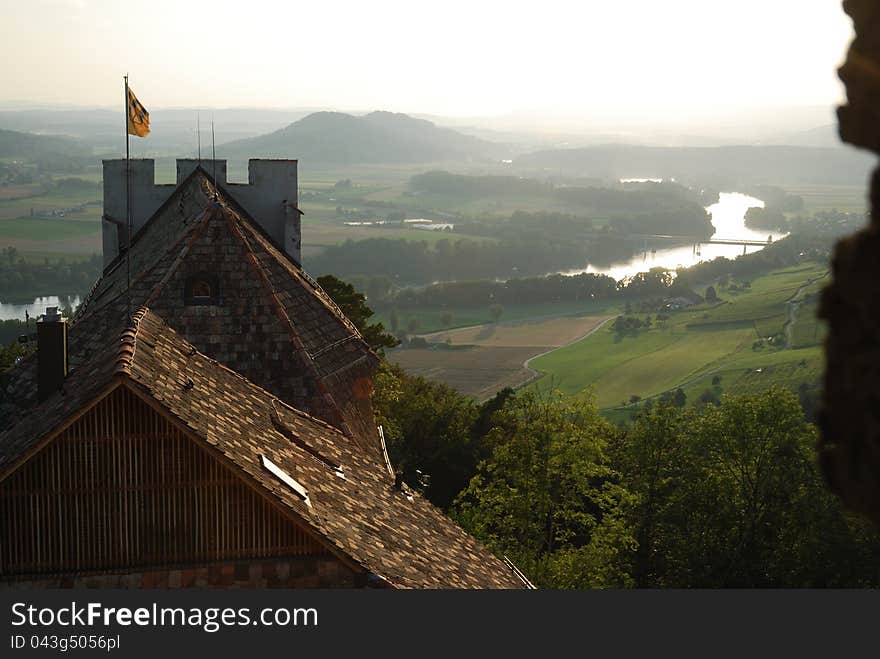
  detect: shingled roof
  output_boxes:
[73,168,381,455]
[0,303,523,588]
[0,165,526,588]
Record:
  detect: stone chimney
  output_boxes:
[37,307,68,401]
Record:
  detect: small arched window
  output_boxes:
[191,279,212,298]
[184,273,221,306]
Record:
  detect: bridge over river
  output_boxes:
[629,234,774,255]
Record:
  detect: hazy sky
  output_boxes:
[0,0,853,119]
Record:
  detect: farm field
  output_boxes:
[530,322,756,408]
[779,183,867,214]
[424,314,610,347]
[389,345,544,401]
[604,346,825,423]
[375,299,618,335]
[388,314,611,400]
[528,262,829,409]
[0,184,103,257]
[300,220,493,259]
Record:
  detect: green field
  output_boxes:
[0,216,100,241]
[778,183,867,214]
[0,183,103,257]
[528,262,829,409]
[375,298,619,335]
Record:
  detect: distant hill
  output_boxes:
[0,107,312,156]
[778,124,842,148]
[0,127,89,159]
[516,144,874,185]
[219,111,505,163]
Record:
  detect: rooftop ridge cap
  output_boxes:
[226,213,356,439]
[141,205,218,308]
[299,268,369,340]
[232,214,375,359]
[80,182,217,320]
[114,306,150,377]
[127,167,216,254]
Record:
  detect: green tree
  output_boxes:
[611,401,691,586]
[440,311,454,328]
[373,362,482,509]
[454,390,635,588]
[488,303,504,323]
[0,340,31,370]
[366,275,392,303]
[673,388,687,408]
[316,274,398,351]
[613,387,880,587]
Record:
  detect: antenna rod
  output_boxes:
[211,115,217,200]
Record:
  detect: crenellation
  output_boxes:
[101,157,300,268]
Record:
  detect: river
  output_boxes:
[0,295,82,322]
[559,192,789,281]
[0,194,781,320]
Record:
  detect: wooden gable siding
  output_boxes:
[0,386,329,577]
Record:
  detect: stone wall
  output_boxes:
[1,556,363,589]
[818,0,880,526]
[102,158,300,266]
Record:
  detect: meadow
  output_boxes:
[374,298,618,335]
[0,184,102,257]
[388,314,610,400]
[527,262,829,409]
[779,183,867,214]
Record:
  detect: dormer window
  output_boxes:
[184,273,221,306]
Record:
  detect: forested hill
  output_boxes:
[0,128,89,159]
[220,111,505,163]
[516,144,874,185]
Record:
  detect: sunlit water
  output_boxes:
[0,295,82,322]
[0,195,782,318]
[559,192,789,281]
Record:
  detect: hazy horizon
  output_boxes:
[0,0,852,122]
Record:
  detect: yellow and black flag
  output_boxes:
[127,86,150,137]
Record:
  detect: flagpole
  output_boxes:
[124,74,132,321]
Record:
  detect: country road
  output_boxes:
[783,271,829,349]
[516,316,616,394]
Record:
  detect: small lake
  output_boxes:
[0,295,82,322]
[559,192,789,281]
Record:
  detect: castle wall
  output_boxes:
[101,158,299,267]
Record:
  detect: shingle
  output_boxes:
[0,168,527,589]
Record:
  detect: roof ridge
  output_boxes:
[97,169,215,277]
[223,209,356,439]
[141,204,219,308]
[77,184,217,322]
[114,306,149,377]
[229,207,368,345]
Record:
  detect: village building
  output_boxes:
[0,159,525,588]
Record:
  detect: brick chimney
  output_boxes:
[37,307,68,401]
